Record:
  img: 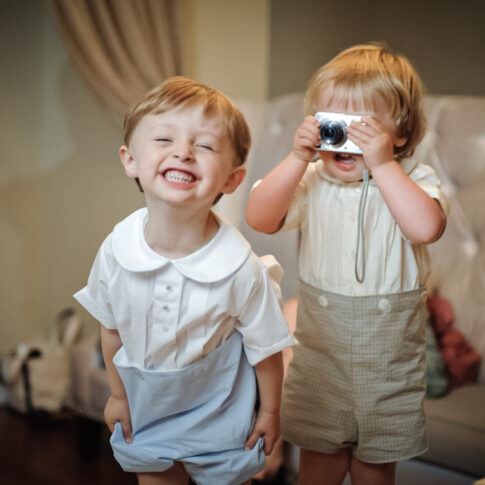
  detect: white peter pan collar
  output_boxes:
[112,207,251,282]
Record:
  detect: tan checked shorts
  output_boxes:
[281,280,428,463]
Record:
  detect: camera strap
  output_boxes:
[354,169,369,283]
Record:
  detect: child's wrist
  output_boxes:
[370,159,398,176]
[258,406,280,416]
[291,151,312,165]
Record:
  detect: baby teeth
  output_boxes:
[164,170,195,183]
[336,154,354,163]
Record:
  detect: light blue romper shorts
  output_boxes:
[111,331,265,484]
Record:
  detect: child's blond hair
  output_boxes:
[304,43,426,161]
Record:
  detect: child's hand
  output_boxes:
[245,408,280,455]
[292,116,321,163]
[347,116,395,172]
[104,395,133,443]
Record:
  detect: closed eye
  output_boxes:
[197,144,214,151]
[155,137,172,143]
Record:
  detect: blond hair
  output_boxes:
[124,76,251,167]
[304,43,426,161]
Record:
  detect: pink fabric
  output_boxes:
[427,294,482,389]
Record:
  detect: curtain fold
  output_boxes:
[51,0,184,113]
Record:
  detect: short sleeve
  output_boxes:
[412,163,449,215]
[73,235,117,329]
[236,255,294,366]
[279,169,310,232]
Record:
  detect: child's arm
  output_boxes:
[372,161,446,243]
[245,351,284,455]
[348,117,446,243]
[100,326,133,443]
[246,116,321,233]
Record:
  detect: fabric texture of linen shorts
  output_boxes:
[111,331,265,484]
[281,280,428,463]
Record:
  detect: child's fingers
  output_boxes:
[348,120,372,137]
[347,128,370,146]
[263,434,276,455]
[301,116,321,133]
[245,431,278,455]
[105,412,116,433]
[120,418,133,443]
[244,428,261,451]
[297,125,321,147]
[297,134,320,150]
[298,124,320,142]
[303,114,321,127]
[360,116,380,128]
[348,123,375,148]
[355,117,383,136]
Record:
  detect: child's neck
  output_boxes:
[144,203,219,260]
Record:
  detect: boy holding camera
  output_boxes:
[246,44,448,485]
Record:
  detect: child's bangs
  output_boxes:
[152,86,214,116]
[328,74,402,119]
[156,89,232,127]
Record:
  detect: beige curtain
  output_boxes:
[51,0,184,113]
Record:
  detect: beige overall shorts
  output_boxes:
[281,279,429,463]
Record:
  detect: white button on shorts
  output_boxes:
[318,295,329,308]
[378,298,391,313]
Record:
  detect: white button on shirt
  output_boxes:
[281,159,448,296]
[74,208,294,370]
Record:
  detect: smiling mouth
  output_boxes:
[335,153,355,164]
[163,169,196,183]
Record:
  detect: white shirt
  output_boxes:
[281,158,448,296]
[75,208,293,370]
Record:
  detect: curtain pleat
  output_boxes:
[51,0,184,113]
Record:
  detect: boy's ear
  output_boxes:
[221,166,247,195]
[394,135,408,148]
[119,145,137,178]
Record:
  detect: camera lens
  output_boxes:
[321,121,345,145]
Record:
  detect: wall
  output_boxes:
[269,0,485,97]
[181,0,270,100]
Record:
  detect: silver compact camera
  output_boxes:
[315,112,363,154]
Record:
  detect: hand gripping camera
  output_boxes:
[315,112,363,154]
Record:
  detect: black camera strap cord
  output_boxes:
[354,169,370,283]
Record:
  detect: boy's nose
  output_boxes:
[173,142,194,162]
